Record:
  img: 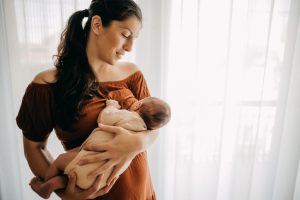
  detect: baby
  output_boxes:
[29,97,171,199]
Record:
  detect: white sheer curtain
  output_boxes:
[1,1,91,199]
[1,0,300,200]
[150,0,300,199]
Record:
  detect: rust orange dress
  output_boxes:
[16,70,156,200]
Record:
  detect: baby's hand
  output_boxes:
[106,99,121,109]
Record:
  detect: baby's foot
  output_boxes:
[29,177,40,185]
[30,178,52,199]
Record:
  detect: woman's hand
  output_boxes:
[60,171,118,199]
[86,176,119,199]
[60,171,102,199]
[79,123,142,184]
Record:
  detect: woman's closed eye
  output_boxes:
[122,33,130,39]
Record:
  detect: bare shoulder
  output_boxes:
[116,62,140,76]
[32,67,57,84]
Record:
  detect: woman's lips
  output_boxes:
[116,52,124,59]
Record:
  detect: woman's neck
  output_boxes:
[86,40,113,81]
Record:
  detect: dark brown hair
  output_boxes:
[53,0,142,131]
[138,98,171,130]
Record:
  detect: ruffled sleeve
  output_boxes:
[16,83,55,141]
[127,71,150,100]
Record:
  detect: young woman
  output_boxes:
[17,0,158,199]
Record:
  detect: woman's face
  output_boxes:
[95,16,141,65]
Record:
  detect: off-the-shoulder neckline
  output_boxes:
[97,70,141,83]
[30,70,141,86]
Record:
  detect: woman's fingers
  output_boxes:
[64,172,106,199]
[107,164,122,184]
[107,176,119,188]
[103,176,118,193]
[69,174,102,200]
[84,174,103,198]
[66,171,77,193]
[84,143,109,151]
[78,153,110,165]
[89,176,118,198]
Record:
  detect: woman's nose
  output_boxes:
[123,38,133,52]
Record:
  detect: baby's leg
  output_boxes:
[30,151,78,198]
[45,151,79,180]
[30,176,67,199]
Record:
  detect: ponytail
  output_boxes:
[53,9,97,132]
[57,10,89,58]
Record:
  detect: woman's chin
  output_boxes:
[111,58,121,65]
[105,59,116,66]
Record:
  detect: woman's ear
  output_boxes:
[91,15,104,35]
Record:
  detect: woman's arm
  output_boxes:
[79,123,159,185]
[23,136,112,199]
[134,128,158,153]
[23,136,54,180]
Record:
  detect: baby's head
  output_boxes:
[130,97,171,130]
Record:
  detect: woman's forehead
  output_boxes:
[113,16,142,37]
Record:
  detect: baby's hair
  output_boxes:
[138,97,171,130]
